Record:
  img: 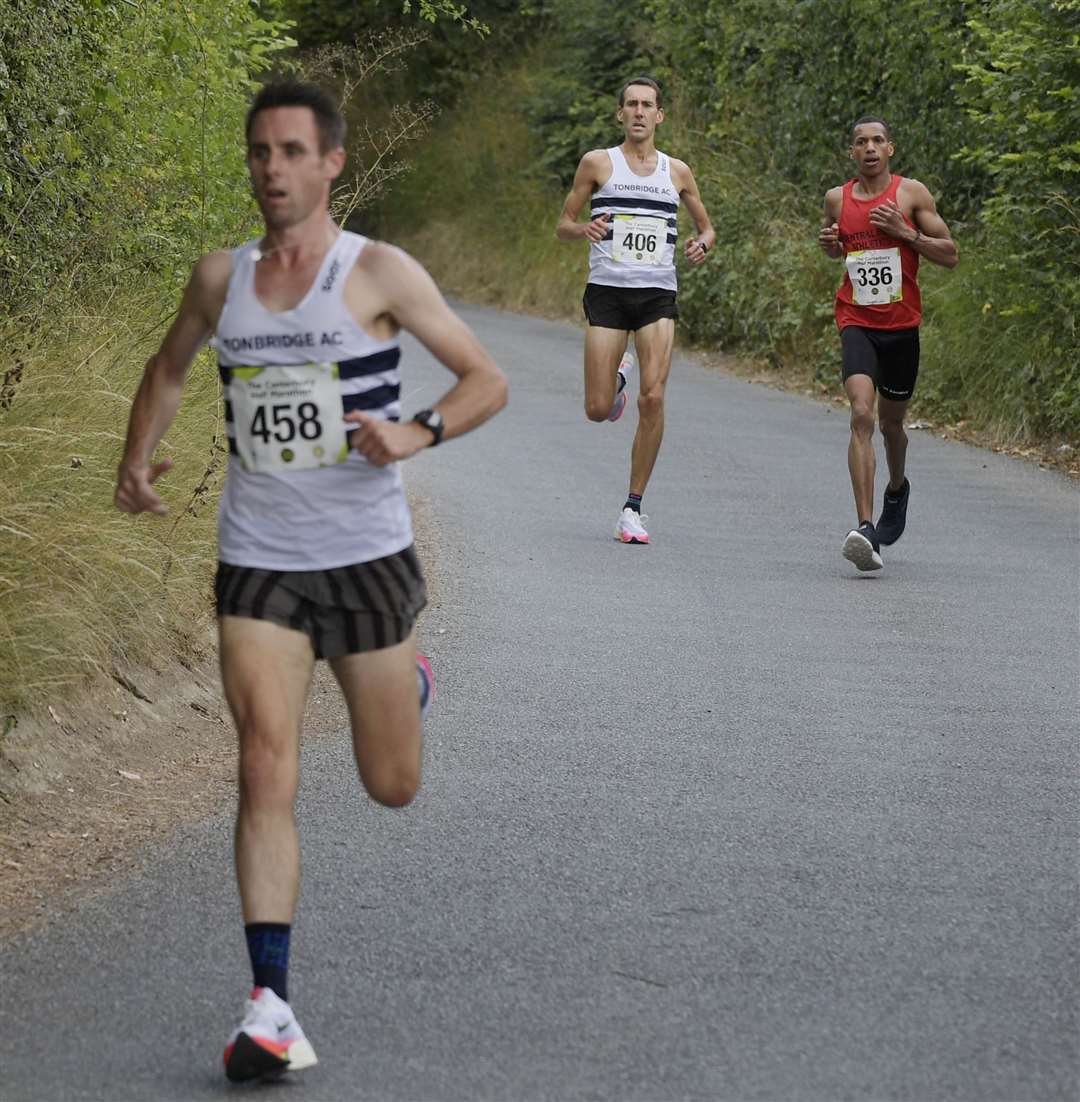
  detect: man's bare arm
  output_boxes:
[672,159,715,266]
[819,188,843,258]
[345,244,507,467]
[870,180,958,269]
[555,151,610,243]
[114,252,230,514]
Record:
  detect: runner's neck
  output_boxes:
[257,215,340,268]
[853,171,893,201]
[620,140,658,176]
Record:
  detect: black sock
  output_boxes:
[245,922,291,1001]
[625,493,643,514]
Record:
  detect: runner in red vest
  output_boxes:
[819,117,958,571]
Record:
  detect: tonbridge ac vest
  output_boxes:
[213,231,413,570]
[588,146,680,292]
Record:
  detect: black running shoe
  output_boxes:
[876,478,910,546]
[842,521,883,571]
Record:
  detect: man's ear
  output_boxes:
[325,146,346,181]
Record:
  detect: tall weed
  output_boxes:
[0,300,223,713]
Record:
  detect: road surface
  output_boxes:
[1,305,1076,1100]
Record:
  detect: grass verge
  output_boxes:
[0,291,224,716]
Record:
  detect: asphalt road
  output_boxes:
[1,304,1076,1101]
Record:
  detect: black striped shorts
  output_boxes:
[214,546,428,659]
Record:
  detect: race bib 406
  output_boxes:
[229,363,349,473]
[611,214,667,265]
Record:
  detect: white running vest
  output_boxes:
[213,231,413,570]
[588,147,680,291]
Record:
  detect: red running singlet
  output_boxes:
[834,174,921,332]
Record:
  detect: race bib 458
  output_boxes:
[229,363,349,473]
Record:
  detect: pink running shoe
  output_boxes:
[614,507,649,544]
[417,653,436,719]
[607,349,636,422]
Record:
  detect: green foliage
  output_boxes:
[640,0,1079,440]
[650,0,989,213]
[283,0,520,104]
[521,0,656,187]
[952,0,1080,436]
[0,0,294,316]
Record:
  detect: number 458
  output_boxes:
[250,402,322,444]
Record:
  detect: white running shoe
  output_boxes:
[614,507,650,544]
[224,986,318,1082]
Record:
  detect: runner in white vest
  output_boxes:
[556,76,715,544]
[114,79,507,1082]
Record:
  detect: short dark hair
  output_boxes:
[246,79,346,153]
[618,77,663,108]
[850,115,891,142]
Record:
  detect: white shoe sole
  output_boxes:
[285,1037,319,1072]
[842,531,883,571]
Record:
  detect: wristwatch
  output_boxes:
[411,408,444,446]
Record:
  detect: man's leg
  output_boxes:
[844,373,878,525]
[330,631,423,808]
[220,615,314,923]
[583,324,630,422]
[628,317,675,496]
[878,395,909,492]
[876,395,912,545]
[841,372,885,570]
[220,614,318,1082]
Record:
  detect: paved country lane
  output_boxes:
[0,303,1075,1100]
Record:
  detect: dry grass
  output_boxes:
[375,63,585,319]
[0,295,224,715]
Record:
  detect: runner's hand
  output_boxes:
[582,212,609,243]
[868,200,913,240]
[114,458,173,515]
[345,411,428,466]
[685,238,709,266]
[819,222,841,252]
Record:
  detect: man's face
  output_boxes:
[849,123,893,176]
[247,106,344,229]
[617,85,664,141]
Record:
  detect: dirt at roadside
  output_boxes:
[0,651,352,941]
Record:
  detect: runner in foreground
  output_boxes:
[114,79,507,1081]
[820,116,958,571]
[556,76,714,544]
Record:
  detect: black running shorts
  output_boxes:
[583,283,678,332]
[214,546,428,659]
[841,325,920,402]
